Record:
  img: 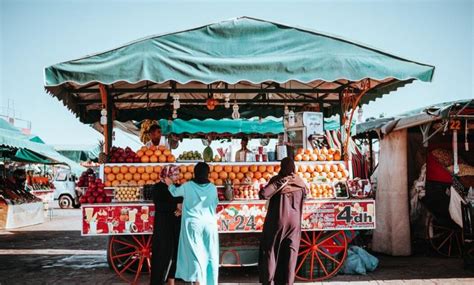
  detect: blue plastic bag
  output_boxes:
[342,246,379,275]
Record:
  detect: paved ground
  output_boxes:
[0,208,473,284]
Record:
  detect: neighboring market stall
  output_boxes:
[44,17,434,282]
[355,99,473,259]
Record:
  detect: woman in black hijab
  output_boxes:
[258,157,307,285]
[150,167,182,285]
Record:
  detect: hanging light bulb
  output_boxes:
[224,93,231,109]
[173,94,180,110]
[284,105,289,116]
[288,110,295,126]
[232,102,240,119]
[100,108,107,125]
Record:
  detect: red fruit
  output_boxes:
[117,157,125,163]
[97,188,104,193]
[105,196,112,203]
[87,196,95,204]
[96,196,104,203]
[92,191,99,197]
[95,178,102,184]
[134,157,140,163]
[79,196,87,204]
[126,158,133,163]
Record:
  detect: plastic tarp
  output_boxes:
[0,118,85,175]
[14,149,55,164]
[54,145,100,162]
[159,118,283,135]
[45,17,434,87]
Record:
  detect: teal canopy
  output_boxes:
[0,118,85,175]
[54,145,100,163]
[159,118,283,136]
[44,17,434,123]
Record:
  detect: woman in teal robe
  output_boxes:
[165,162,219,285]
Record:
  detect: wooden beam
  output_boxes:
[70,87,340,94]
[76,98,340,105]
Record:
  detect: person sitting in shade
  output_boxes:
[235,137,252,162]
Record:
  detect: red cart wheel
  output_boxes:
[108,235,152,284]
[295,230,348,281]
[427,215,463,257]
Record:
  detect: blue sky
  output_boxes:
[0,0,472,147]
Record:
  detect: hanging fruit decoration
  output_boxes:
[206,98,218,110]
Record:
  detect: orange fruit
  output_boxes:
[112,167,120,174]
[133,173,141,181]
[232,179,240,185]
[138,180,146,186]
[141,156,150,163]
[229,172,236,180]
[324,165,331,173]
[154,166,162,173]
[137,151,144,157]
[163,150,171,156]
[116,173,124,181]
[129,166,137,174]
[313,148,320,155]
[187,165,194,173]
[124,173,133,181]
[259,178,267,184]
[318,155,326,161]
[106,173,115,182]
[209,178,215,184]
[158,145,166,151]
[232,166,240,173]
[104,167,112,174]
[267,166,274,173]
[180,179,186,185]
[146,180,155,185]
[275,166,281,173]
[263,172,271,180]
[178,173,184,179]
[150,155,158,163]
[104,181,112,187]
[299,165,307,173]
[137,166,145,174]
[128,181,137,186]
[250,165,258,172]
[307,165,315,173]
[240,166,249,173]
[179,166,187,173]
[334,153,341,161]
[112,180,120,187]
[335,172,343,179]
[158,155,167,162]
[328,148,336,155]
[297,148,304,155]
[295,154,302,161]
[316,165,324,172]
[343,170,350,178]
[326,154,334,161]
[321,147,329,155]
[209,165,214,172]
[224,166,232,172]
[246,172,254,179]
[310,154,318,161]
[145,150,154,156]
[210,172,219,180]
[120,166,128,174]
[150,173,159,180]
[304,172,311,179]
[140,146,148,152]
[328,172,335,179]
[146,166,154,173]
[236,173,244,180]
[258,165,266,173]
[215,179,223,186]
[214,165,223,172]
[330,165,338,173]
[338,163,346,171]
[305,149,312,155]
[219,172,228,179]
[154,150,162,156]
[254,172,262,179]
[184,172,193,180]
[167,155,175,163]
[302,154,309,161]
[141,173,150,181]
[149,145,156,151]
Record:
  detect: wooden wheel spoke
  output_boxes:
[319,245,344,249]
[298,247,311,257]
[300,237,312,247]
[436,233,453,251]
[146,257,152,271]
[432,224,456,231]
[119,257,138,274]
[133,257,145,284]
[310,251,315,280]
[303,231,312,244]
[114,238,138,249]
[317,248,342,265]
[112,251,138,260]
[132,235,145,249]
[314,251,329,276]
[146,235,152,248]
[316,232,341,246]
[295,250,311,274]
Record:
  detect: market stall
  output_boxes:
[355,99,473,259]
[44,17,434,282]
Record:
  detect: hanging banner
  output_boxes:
[82,199,375,236]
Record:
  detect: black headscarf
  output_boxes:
[192,162,210,185]
[278,157,296,177]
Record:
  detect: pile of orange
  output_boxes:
[104,165,162,187]
[308,184,334,199]
[136,145,175,163]
[294,147,341,162]
[296,163,349,183]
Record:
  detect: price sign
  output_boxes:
[450,119,461,130]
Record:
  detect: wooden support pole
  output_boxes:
[99,84,113,156]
